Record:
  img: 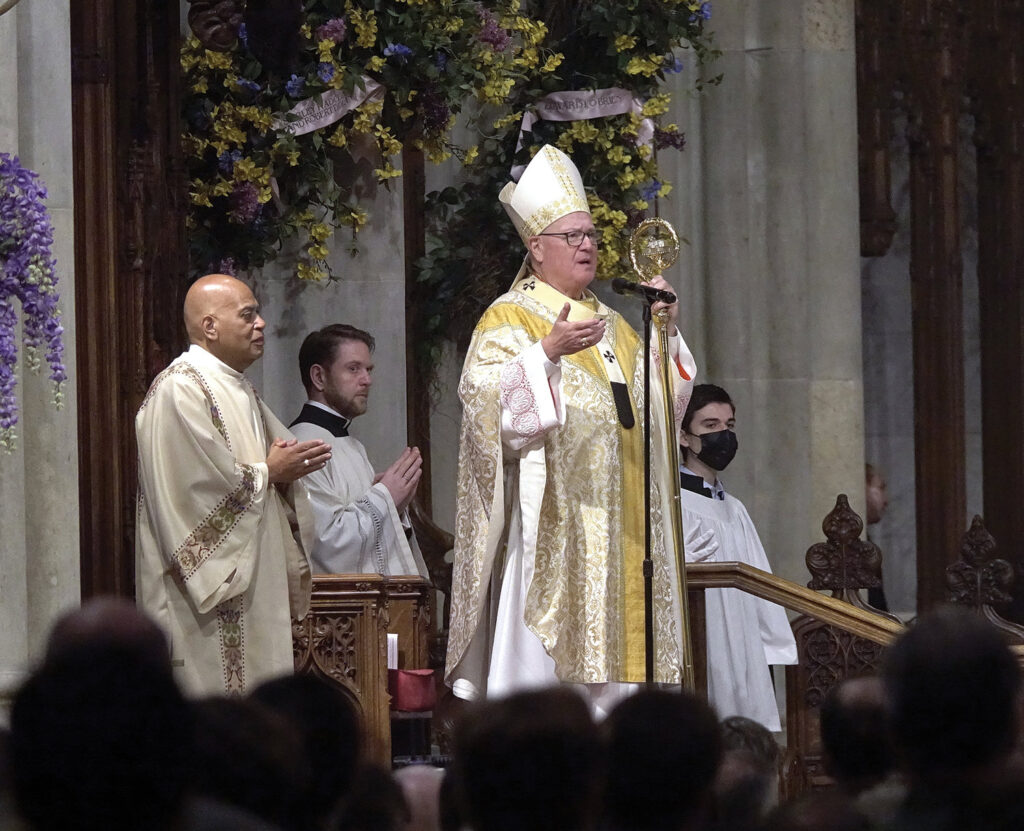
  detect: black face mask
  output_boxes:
[690,428,738,471]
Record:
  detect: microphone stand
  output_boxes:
[641,299,655,685]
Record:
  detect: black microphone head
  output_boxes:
[611,277,630,295]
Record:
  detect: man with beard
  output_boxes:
[290,323,427,577]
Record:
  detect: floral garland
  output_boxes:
[182,0,562,282]
[0,153,67,451]
[413,0,718,374]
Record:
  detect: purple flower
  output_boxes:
[434,52,449,72]
[419,85,451,132]
[218,257,237,276]
[654,127,687,151]
[316,17,347,44]
[476,8,511,52]
[664,56,684,74]
[0,153,67,449]
[218,149,242,174]
[238,22,249,49]
[690,2,712,22]
[383,43,413,64]
[229,181,262,224]
[317,62,335,83]
[640,180,661,202]
[286,74,305,98]
[234,77,261,97]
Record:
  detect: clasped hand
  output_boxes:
[267,438,332,484]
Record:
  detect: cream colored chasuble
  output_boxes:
[447,276,696,703]
[136,345,312,696]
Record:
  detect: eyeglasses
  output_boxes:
[536,229,603,247]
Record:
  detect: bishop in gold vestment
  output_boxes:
[445,146,697,707]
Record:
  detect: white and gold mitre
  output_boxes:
[499,144,590,244]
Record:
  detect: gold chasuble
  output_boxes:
[135,345,312,697]
[446,276,696,694]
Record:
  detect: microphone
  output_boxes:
[611,277,676,305]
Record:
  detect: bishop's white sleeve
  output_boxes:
[498,340,566,451]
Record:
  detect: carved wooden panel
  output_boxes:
[782,619,886,798]
[72,0,188,599]
[295,575,434,765]
[970,0,1024,624]
[781,496,891,799]
[946,516,1024,642]
[855,0,900,256]
[900,0,970,613]
[294,576,391,764]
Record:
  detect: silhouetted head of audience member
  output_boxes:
[882,606,1021,784]
[761,791,870,831]
[9,598,191,831]
[603,689,723,831]
[190,695,310,830]
[335,764,410,831]
[712,716,781,831]
[452,686,604,831]
[44,596,172,669]
[819,675,895,793]
[394,765,446,831]
[251,673,363,826]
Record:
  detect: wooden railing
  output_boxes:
[687,561,904,643]
[296,497,1024,779]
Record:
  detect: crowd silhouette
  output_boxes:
[2,601,1023,831]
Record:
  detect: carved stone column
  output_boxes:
[900,0,969,612]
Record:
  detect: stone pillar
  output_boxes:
[661,0,864,583]
[0,0,81,709]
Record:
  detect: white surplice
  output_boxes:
[680,486,797,731]
[290,403,428,577]
[135,345,312,697]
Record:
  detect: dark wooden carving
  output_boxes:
[855,0,900,256]
[900,0,970,613]
[806,495,883,595]
[295,575,434,765]
[72,0,188,599]
[186,0,244,51]
[782,496,893,798]
[946,516,1024,642]
[970,0,1024,624]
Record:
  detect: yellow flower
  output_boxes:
[191,78,209,94]
[642,94,671,117]
[625,55,662,77]
[374,125,403,156]
[375,165,403,181]
[346,3,378,48]
[297,261,327,282]
[464,145,479,165]
[493,111,522,130]
[309,222,332,243]
[606,145,632,166]
[614,34,637,52]
[539,52,563,73]
[328,125,349,147]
